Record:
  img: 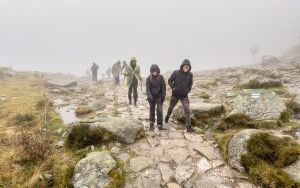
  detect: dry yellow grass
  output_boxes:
[0,73,77,187]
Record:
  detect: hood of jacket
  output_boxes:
[180,59,192,72]
[150,64,160,74]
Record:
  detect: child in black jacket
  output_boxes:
[146,64,166,131]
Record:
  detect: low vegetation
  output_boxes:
[75,106,93,116]
[0,73,78,187]
[241,79,283,89]
[66,123,112,149]
[241,133,300,187]
[214,132,234,161]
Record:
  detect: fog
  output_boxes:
[0,0,300,76]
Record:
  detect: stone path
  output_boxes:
[52,80,256,188]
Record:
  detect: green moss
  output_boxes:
[241,79,283,89]
[65,123,113,149]
[108,160,127,188]
[214,133,234,161]
[223,114,251,129]
[241,133,300,187]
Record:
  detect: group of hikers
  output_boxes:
[90,57,194,133]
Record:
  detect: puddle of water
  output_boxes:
[56,105,78,125]
[53,98,78,125]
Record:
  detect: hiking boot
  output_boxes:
[149,122,154,131]
[164,115,170,123]
[158,125,166,131]
[187,126,195,133]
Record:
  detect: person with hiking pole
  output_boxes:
[124,57,142,107]
[146,64,166,131]
[165,59,194,133]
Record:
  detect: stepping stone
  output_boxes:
[166,147,190,165]
[130,157,153,173]
[175,165,195,185]
[158,163,174,183]
[197,157,212,173]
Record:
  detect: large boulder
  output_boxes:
[228,129,261,172]
[72,151,117,188]
[230,89,286,120]
[173,102,224,122]
[90,117,144,144]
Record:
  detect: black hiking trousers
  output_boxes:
[149,97,163,126]
[166,95,191,128]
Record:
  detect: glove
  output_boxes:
[147,95,154,103]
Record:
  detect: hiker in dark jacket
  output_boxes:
[165,59,194,132]
[90,63,99,82]
[146,64,166,131]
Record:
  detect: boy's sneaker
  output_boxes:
[164,115,170,124]
[149,122,154,131]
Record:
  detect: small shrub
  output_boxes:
[241,79,283,89]
[16,131,53,164]
[75,106,93,116]
[12,113,36,126]
[223,114,251,128]
[214,133,234,161]
[66,123,112,149]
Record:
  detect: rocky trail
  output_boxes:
[50,79,256,188]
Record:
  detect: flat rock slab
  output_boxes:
[166,147,190,165]
[192,142,221,161]
[197,157,212,173]
[175,165,195,185]
[158,163,174,183]
[72,151,117,188]
[130,157,153,173]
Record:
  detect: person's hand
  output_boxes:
[147,96,153,103]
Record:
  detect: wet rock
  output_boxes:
[175,165,195,185]
[89,117,144,144]
[193,142,221,161]
[130,157,153,173]
[228,129,261,172]
[284,158,300,182]
[173,102,224,121]
[166,147,190,165]
[72,151,117,188]
[158,163,174,183]
[230,89,286,120]
[117,153,130,162]
[197,157,212,173]
[140,169,162,188]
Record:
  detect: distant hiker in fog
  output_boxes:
[90,63,99,82]
[124,57,142,106]
[106,67,112,79]
[112,60,122,85]
[146,64,166,131]
[165,59,194,133]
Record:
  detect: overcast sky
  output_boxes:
[0,0,300,75]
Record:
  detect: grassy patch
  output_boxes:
[241,133,300,187]
[241,79,283,89]
[222,114,281,130]
[65,123,113,149]
[214,132,234,161]
[108,160,127,188]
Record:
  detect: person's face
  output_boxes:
[183,65,190,72]
[152,71,158,76]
